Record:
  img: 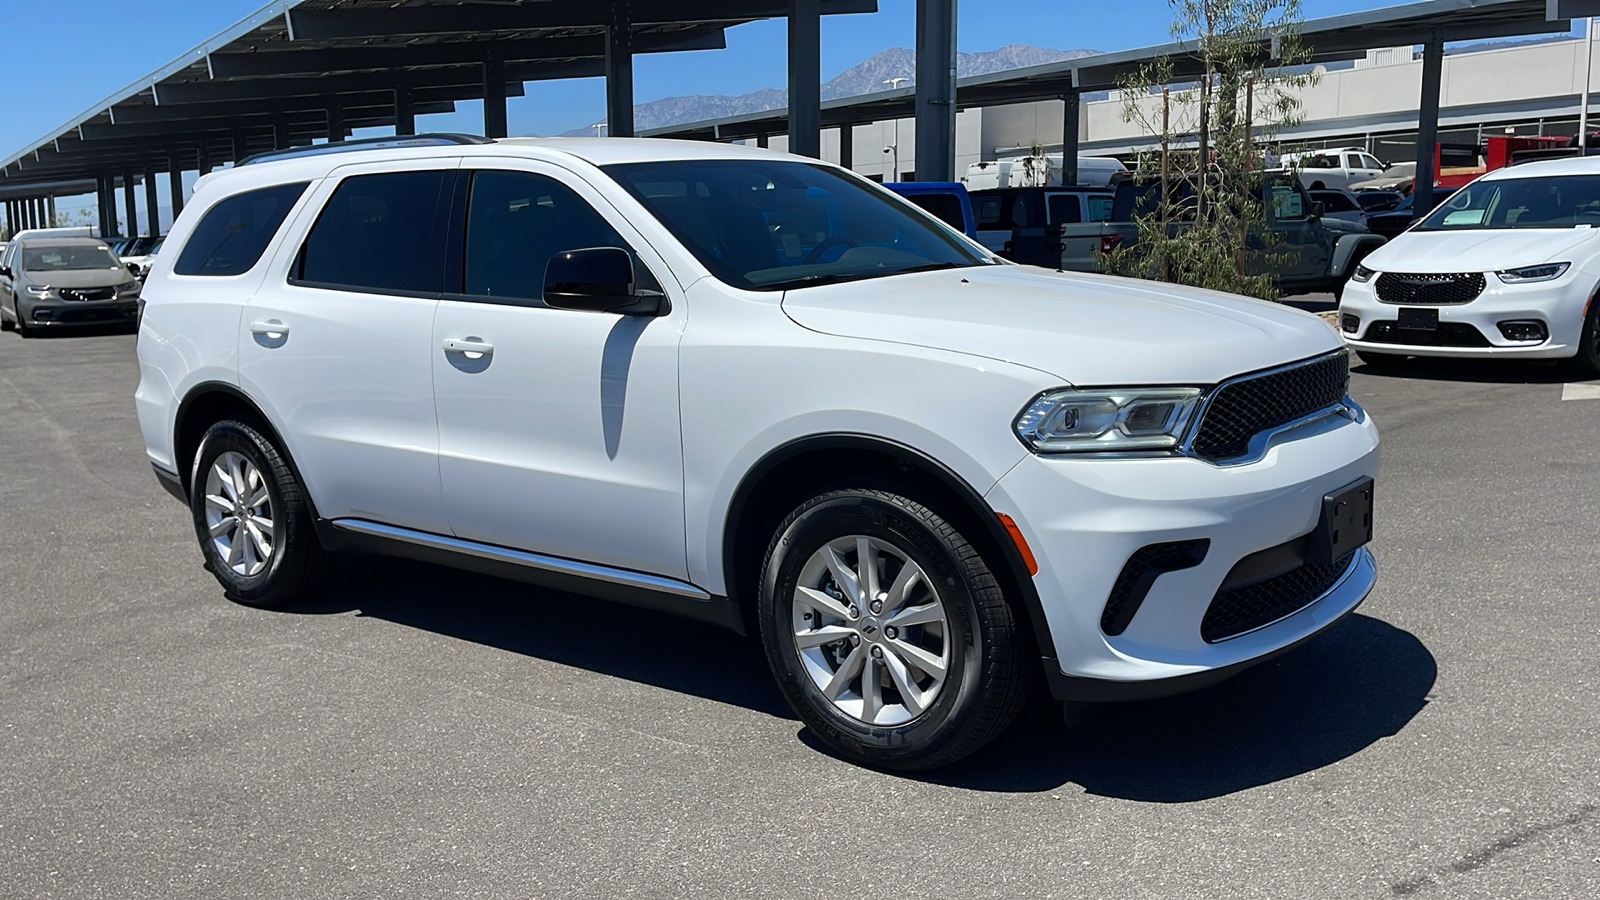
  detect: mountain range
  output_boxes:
[562,44,1098,135]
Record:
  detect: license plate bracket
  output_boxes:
[1307,477,1374,566]
[1397,307,1439,331]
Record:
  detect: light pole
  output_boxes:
[883,77,908,180]
[592,122,609,137]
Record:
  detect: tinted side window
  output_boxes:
[462,170,627,302]
[297,171,449,294]
[1046,194,1082,224]
[1086,195,1115,222]
[173,182,307,276]
[902,192,966,232]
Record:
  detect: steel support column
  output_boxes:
[231,131,247,165]
[914,0,957,181]
[394,83,416,136]
[838,124,853,170]
[198,144,212,175]
[273,119,292,150]
[145,163,161,235]
[29,197,41,229]
[47,196,56,227]
[483,56,508,138]
[4,201,13,237]
[787,0,821,158]
[169,151,185,220]
[1062,86,1080,186]
[95,176,109,236]
[605,2,635,138]
[123,170,138,237]
[1413,33,1444,216]
[326,102,345,142]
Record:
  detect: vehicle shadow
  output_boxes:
[901,613,1435,800]
[288,553,797,719]
[4,323,137,340]
[287,556,1432,801]
[1353,356,1574,384]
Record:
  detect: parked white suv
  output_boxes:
[1339,157,1600,375]
[136,135,1380,769]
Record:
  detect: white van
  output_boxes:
[964,155,1130,190]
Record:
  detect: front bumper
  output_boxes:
[20,297,139,327]
[987,409,1380,698]
[1339,273,1589,359]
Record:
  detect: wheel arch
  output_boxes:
[172,383,317,522]
[721,433,1061,679]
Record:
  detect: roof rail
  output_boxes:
[237,133,496,167]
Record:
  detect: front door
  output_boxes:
[431,162,688,579]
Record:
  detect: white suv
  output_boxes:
[1340,157,1600,376]
[135,135,1380,769]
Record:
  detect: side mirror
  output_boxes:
[543,247,666,316]
[1309,201,1326,220]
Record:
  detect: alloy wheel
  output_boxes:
[202,450,277,577]
[791,535,951,726]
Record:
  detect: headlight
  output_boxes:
[1015,388,1203,453]
[1351,263,1376,283]
[1496,262,1570,283]
[24,285,52,297]
[117,282,141,298]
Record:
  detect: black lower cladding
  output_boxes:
[1201,551,1357,643]
[1362,321,1492,347]
[1100,539,1210,636]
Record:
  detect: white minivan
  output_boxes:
[136,135,1379,769]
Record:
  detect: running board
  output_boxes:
[322,519,743,634]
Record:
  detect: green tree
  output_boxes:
[1100,0,1317,300]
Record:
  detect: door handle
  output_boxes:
[442,337,494,358]
[249,319,289,339]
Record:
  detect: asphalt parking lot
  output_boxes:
[2,324,1597,899]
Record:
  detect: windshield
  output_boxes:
[23,245,124,271]
[1415,175,1600,230]
[604,160,990,291]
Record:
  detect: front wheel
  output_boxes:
[190,418,330,607]
[1563,300,1600,378]
[758,487,1031,770]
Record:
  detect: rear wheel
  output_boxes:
[1562,300,1600,378]
[758,487,1031,770]
[190,418,330,607]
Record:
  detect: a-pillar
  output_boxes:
[838,123,854,170]
[1413,31,1444,216]
[787,0,821,158]
[123,169,139,237]
[605,2,634,137]
[914,0,958,181]
[326,101,345,143]
[1061,81,1080,186]
[145,163,161,236]
[483,56,508,138]
[394,83,416,136]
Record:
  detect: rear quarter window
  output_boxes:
[173,182,308,276]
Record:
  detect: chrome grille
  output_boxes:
[1188,352,1350,462]
[60,286,116,302]
[1375,272,1485,305]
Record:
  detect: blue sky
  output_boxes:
[1,0,1408,158]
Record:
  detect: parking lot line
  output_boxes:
[1561,382,1600,401]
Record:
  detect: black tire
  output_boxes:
[1562,300,1600,379]
[1355,349,1411,369]
[758,487,1031,770]
[190,418,330,607]
[12,300,32,337]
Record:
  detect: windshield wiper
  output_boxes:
[767,261,982,291]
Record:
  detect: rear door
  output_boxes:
[1047,192,1102,272]
[237,160,454,532]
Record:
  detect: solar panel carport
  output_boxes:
[645,0,1594,211]
[0,0,879,239]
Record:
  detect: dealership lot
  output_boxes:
[1,329,1596,899]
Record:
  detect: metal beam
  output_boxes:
[1414,34,1445,215]
[207,29,727,77]
[607,3,636,138]
[289,0,876,40]
[1062,86,1079,186]
[110,84,507,124]
[75,103,454,142]
[484,58,509,139]
[914,0,957,181]
[788,0,822,158]
[150,65,553,105]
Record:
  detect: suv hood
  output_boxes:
[780,265,1340,385]
[1367,228,1600,272]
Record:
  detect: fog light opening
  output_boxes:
[1341,314,1360,334]
[1496,320,1547,343]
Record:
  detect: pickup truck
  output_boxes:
[969,186,1118,269]
[989,176,1387,298]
